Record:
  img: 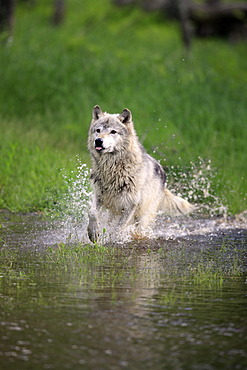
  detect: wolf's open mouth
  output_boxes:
[95,138,104,151]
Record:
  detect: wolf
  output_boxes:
[87,105,194,242]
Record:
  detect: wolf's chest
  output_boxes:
[92,169,138,213]
[98,173,136,195]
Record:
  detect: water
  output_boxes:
[0,210,246,370]
[0,160,247,369]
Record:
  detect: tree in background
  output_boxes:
[113,0,247,47]
[52,0,65,26]
[0,0,65,40]
[0,0,16,37]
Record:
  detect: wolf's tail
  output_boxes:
[161,189,195,216]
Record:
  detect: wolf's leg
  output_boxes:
[134,211,156,235]
[134,196,161,234]
[87,196,100,242]
[118,204,137,230]
[139,212,156,228]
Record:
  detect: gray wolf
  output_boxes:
[87,105,194,242]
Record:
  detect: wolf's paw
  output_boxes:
[131,232,149,241]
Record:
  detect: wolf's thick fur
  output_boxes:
[87,106,194,242]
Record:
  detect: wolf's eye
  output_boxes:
[96,128,101,133]
[110,130,117,134]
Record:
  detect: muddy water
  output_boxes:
[0,211,247,369]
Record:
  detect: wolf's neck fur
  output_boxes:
[91,134,143,194]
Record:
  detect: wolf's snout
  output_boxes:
[95,138,104,151]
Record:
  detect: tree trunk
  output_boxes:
[0,0,16,33]
[52,0,65,26]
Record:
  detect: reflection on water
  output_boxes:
[0,212,246,369]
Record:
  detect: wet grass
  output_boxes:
[0,0,246,213]
[0,238,245,303]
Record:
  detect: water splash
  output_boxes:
[167,157,228,218]
[59,158,91,223]
[45,156,244,245]
[0,155,245,249]
[47,156,91,243]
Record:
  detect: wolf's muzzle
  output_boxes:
[95,138,104,151]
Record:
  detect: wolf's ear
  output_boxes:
[93,105,103,120]
[118,108,132,124]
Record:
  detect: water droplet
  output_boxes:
[105,349,112,355]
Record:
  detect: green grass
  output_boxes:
[0,0,246,213]
[0,240,244,304]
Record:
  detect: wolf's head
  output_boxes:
[88,105,134,155]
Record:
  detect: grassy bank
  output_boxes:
[0,0,246,213]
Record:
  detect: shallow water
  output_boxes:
[0,211,247,369]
